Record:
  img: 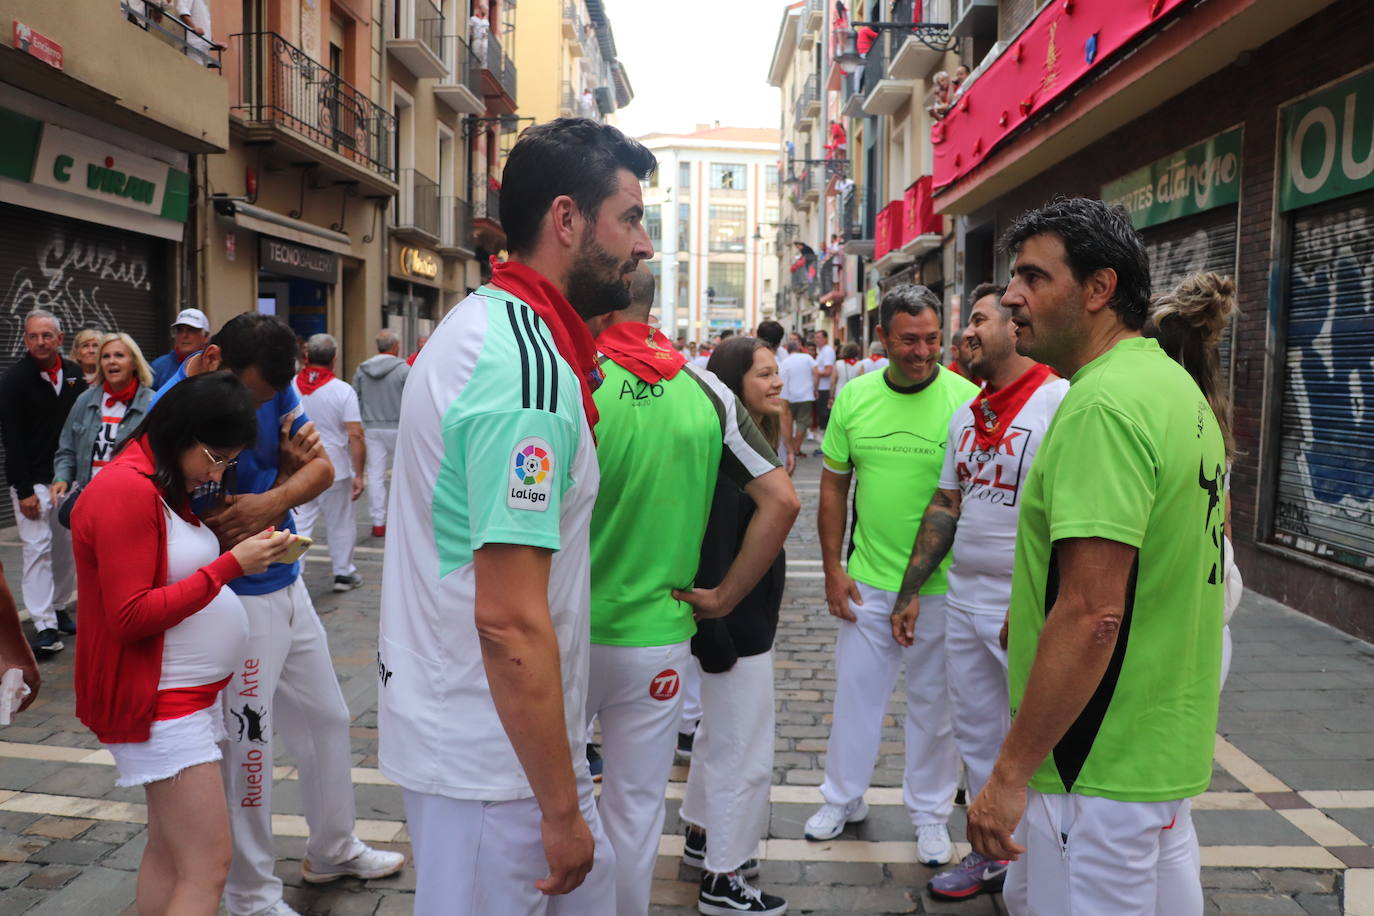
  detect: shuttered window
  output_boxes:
[1272,194,1374,573]
[1142,207,1239,383]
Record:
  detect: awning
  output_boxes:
[213,199,353,255]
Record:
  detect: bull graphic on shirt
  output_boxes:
[230,704,269,744]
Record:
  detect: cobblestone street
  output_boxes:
[1,457,1372,914]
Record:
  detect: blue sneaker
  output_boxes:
[928,851,1007,900]
[586,743,603,782]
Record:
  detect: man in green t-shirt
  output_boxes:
[806,285,978,868]
[586,267,798,916]
[968,198,1225,916]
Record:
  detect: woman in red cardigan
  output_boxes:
[71,371,291,916]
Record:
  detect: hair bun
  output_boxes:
[1150,272,1238,346]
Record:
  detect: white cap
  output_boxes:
[171,308,209,331]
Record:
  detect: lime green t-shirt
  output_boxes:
[589,359,780,647]
[821,366,979,593]
[1008,337,1226,802]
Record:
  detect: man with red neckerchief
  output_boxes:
[379,118,656,916]
[586,265,797,916]
[891,282,1067,901]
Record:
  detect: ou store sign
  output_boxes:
[1280,66,1374,212]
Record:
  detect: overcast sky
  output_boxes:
[599,0,785,138]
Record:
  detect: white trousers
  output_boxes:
[945,603,1010,801]
[220,577,360,916]
[586,640,691,916]
[1003,789,1201,916]
[819,584,958,825]
[9,485,74,632]
[403,772,616,916]
[364,427,398,527]
[680,651,775,873]
[680,656,702,735]
[293,477,358,578]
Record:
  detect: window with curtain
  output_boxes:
[709,205,746,252]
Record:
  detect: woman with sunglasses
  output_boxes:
[71,371,291,915]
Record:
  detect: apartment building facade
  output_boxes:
[513,0,632,127]
[639,127,782,343]
[929,0,1371,637]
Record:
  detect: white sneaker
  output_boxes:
[302,843,406,883]
[916,822,953,866]
[260,901,303,916]
[804,797,868,841]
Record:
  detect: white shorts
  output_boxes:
[105,706,226,788]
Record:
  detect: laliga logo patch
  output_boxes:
[509,437,554,511]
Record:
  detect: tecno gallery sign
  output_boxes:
[1101,127,1242,230]
[1280,67,1374,211]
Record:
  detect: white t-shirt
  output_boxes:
[89,400,128,478]
[816,344,837,391]
[692,353,711,368]
[176,0,214,43]
[779,351,817,403]
[859,355,889,374]
[378,286,599,802]
[939,376,1069,615]
[775,345,788,363]
[293,377,362,482]
[833,359,863,400]
[159,503,248,690]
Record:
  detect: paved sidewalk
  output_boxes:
[0,455,1371,914]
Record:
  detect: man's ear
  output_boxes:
[201,344,223,372]
[548,195,580,249]
[1082,267,1119,315]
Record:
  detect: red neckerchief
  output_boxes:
[843,357,859,366]
[597,321,687,384]
[488,259,602,431]
[103,377,139,408]
[295,365,335,396]
[41,362,60,387]
[972,363,1054,451]
[868,353,883,362]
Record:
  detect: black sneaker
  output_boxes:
[332,573,364,593]
[586,743,603,783]
[677,730,695,760]
[698,871,787,915]
[55,610,77,635]
[682,825,758,878]
[31,629,64,654]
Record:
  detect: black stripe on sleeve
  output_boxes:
[505,301,531,409]
[530,314,559,413]
[518,307,547,411]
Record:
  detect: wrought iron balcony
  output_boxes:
[395,169,441,242]
[439,196,474,255]
[475,33,518,114]
[389,1,446,78]
[121,0,223,70]
[231,32,396,186]
[435,35,484,114]
[474,182,502,226]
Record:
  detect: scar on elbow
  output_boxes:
[1092,617,1120,646]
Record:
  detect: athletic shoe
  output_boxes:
[928,851,1008,900]
[677,730,695,760]
[587,743,603,782]
[698,871,787,915]
[302,844,405,883]
[261,901,303,916]
[681,824,759,878]
[30,629,63,654]
[916,823,954,866]
[371,525,386,538]
[55,610,77,635]
[333,573,364,593]
[803,797,868,841]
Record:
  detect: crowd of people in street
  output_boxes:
[0,116,1240,916]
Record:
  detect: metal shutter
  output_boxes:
[1272,195,1374,573]
[0,202,165,527]
[1142,207,1239,381]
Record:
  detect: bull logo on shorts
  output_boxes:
[230,704,269,744]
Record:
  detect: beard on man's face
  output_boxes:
[565,235,636,319]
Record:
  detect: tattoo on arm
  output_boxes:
[894,490,961,610]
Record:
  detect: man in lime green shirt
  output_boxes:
[805,285,978,869]
[586,267,798,916]
[968,198,1225,916]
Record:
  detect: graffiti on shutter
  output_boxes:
[1142,208,1239,382]
[1273,197,1374,572]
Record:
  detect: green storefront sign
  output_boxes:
[1280,67,1374,212]
[1102,127,1243,230]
